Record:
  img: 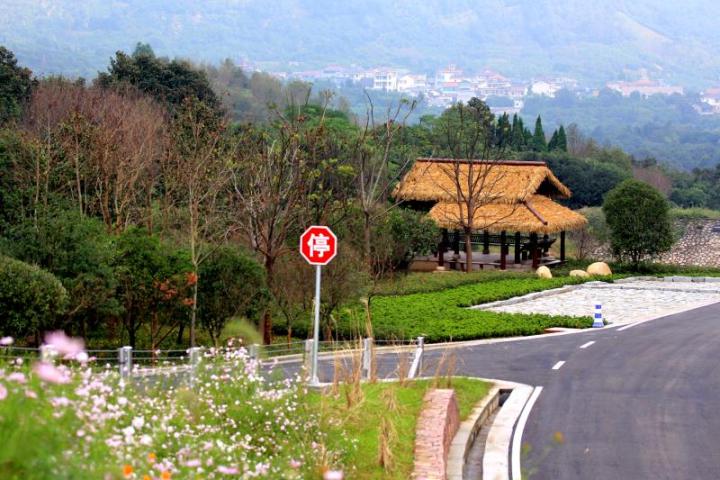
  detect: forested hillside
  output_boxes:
[523,90,720,171]
[3,0,720,86]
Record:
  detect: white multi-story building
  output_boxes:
[372,70,399,91]
[397,74,428,93]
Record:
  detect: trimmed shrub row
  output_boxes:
[338,276,595,342]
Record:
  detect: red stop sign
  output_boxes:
[299,226,337,265]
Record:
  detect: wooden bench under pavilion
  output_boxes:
[393,158,588,271]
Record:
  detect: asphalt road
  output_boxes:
[274,301,720,479]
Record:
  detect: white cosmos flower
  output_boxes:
[132,416,145,429]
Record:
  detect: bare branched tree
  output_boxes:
[230,115,310,344]
[162,98,232,347]
[353,94,416,270]
[431,98,513,272]
[22,81,167,231]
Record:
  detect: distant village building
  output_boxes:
[530,80,560,97]
[699,88,720,114]
[372,69,399,91]
[606,79,684,97]
[397,74,428,94]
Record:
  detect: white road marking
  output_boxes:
[579,341,595,349]
[617,322,642,332]
[511,386,543,480]
[552,361,566,370]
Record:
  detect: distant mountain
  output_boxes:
[3,0,720,87]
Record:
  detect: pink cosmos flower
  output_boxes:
[44,331,85,358]
[25,389,37,399]
[289,459,302,469]
[7,372,26,384]
[185,459,201,468]
[0,336,13,346]
[34,362,70,384]
[324,471,344,480]
[0,383,7,401]
[216,466,239,475]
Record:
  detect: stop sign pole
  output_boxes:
[299,226,337,386]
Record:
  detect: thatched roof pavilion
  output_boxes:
[394,158,587,270]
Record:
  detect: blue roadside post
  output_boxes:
[593,301,604,328]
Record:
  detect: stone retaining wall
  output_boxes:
[412,389,460,480]
[658,219,720,267]
[589,219,720,267]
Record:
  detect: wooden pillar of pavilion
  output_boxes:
[530,232,539,269]
[542,234,550,257]
[452,229,460,255]
[514,232,521,264]
[560,231,566,263]
[500,231,507,270]
[482,230,490,255]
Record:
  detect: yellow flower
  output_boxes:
[122,464,134,478]
[148,453,157,463]
[143,476,151,480]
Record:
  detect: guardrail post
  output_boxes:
[188,347,202,385]
[118,346,132,380]
[408,336,424,379]
[361,337,373,380]
[40,345,57,363]
[249,344,260,362]
[416,336,424,375]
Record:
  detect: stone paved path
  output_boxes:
[482,280,720,324]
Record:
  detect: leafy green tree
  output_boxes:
[2,210,120,340]
[112,227,192,349]
[532,115,547,152]
[603,179,674,267]
[0,255,68,343]
[372,207,440,273]
[0,129,34,233]
[0,46,34,124]
[97,47,221,115]
[197,246,269,346]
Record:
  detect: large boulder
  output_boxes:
[536,266,553,279]
[570,269,590,278]
[587,262,612,276]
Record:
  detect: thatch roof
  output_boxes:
[393,158,572,204]
[428,195,588,234]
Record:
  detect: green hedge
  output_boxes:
[337,276,596,342]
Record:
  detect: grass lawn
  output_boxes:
[317,378,491,479]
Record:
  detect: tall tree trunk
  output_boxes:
[190,273,198,347]
[177,324,185,345]
[464,226,473,273]
[363,210,372,270]
[262,255,275,345]
[128,315,136,348]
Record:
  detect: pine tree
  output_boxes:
[496,113,511,148]
[548,129,559,151]
[557,125,568,152]
[532,115,547,152]
[524,125,533,147]
[511,115,526,150]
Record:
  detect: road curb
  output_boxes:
[447,385,502,480]
[483,383,535,480]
